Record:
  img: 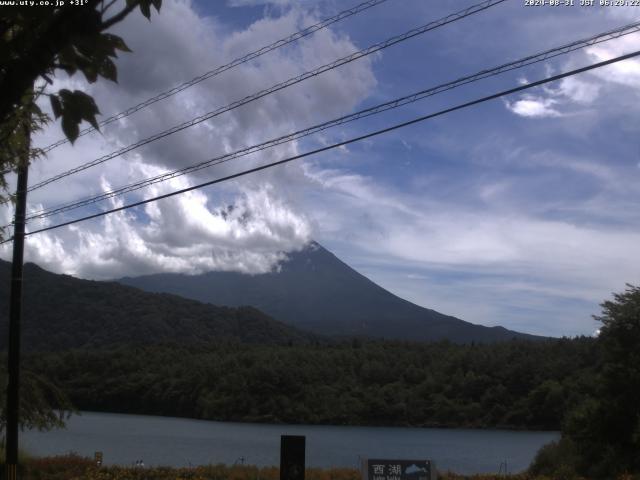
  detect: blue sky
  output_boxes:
[2,0,640,337]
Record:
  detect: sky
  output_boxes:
[2,0,640,337]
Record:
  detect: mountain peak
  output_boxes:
[120,242,541,343]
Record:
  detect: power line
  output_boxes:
[3,49,637,245]
[38,0,391,155]
[40,0,388,154]
[24,0,507,193]
[0,0,388,178]
[22,19,640,223]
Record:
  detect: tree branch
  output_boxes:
[0,2,101,124]
[101,1,140,30]
[101,0,119,15]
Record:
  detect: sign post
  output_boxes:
[280,435,305,480]
[363,459,436,480]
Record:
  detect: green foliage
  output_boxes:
[532,285,640,479]
[0,87,49,238]
[571,285,640,477]
[24,338,597,431]
[51,89,101,142]
[0,363,74,434]
[528,438,583,479]
[0,0,162,208]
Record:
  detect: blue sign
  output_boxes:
[366,459,433,480]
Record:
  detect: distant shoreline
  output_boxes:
[69,410,562,433]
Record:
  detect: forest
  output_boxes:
[23,337,598,431]
[4,284,640,478]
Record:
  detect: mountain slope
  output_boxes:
[0,260,315,351]
[120,242,540,343]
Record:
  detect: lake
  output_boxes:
[22,412,558,475]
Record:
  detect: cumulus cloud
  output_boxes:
[505,31,640,120]
[557,76,601,104]
[96,1,376,175]
[1,0,376,278]
[505,95,562,118]
[586,39,640,89]
[4,0,640,338]
[505,72,601,119]
[3,169,312,279]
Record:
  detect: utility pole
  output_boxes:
[5,128,29,480]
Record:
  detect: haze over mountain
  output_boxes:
[120,242,541,343]
[0,260,314,352]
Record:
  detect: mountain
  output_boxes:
[0,260,315,352]
[120,242,540,343]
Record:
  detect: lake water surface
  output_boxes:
[22,412,558,475]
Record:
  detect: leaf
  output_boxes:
[74,90,100,115]
[57,88,74,108]
[56,90,101,141]
[68,90,100,130]
[103,33,132,53]
[30,102,44,117]
[56,45,79,76]
[76,35,110,60]
[61,115,80,144]
[84,113,100,131]
[98,58,117,83]
[151,0,162,12]
[50,95,62,119]
[139,0,151,19]
[81,64,98,83]
[73,35,117,84]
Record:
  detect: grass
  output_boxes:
[0,455,638,480]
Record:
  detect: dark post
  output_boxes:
[280,435,305,480]
[5,148,29,480]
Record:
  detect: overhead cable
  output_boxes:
[38,0,392,155]
[2,49,637,244]
[24,0,507,193]
[22,19,640,223]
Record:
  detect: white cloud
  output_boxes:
[505,95,562,118]
[95,1,376,175]
[505,32,640,120]
[557,76,600,104]
[0,0,376,279]
[3,0,639,339]
[303,166,640,335]
[4,170,312,279]
[587,43,640,89]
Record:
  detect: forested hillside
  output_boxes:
[25,337,598,430]
[0,261,316,350]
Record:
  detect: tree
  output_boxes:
[578,284,640,477]
[0,366,75,436]
[532,285,640,478]
[0,0,162,438]
[0,0,162,218]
